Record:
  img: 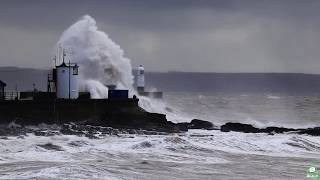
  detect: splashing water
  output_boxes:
[55,15,171,116]
[57,15,134,96]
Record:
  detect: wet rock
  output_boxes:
[221,123,260,133]
[220,122,320,136]
[188,119,217,130]
[220,122,295,134]
[176,119,216,131]
[176,123,189,131]
[38,143,63,151]
[263,127,295,134]
[298,127,320,136]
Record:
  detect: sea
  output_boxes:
[1,90,320,179]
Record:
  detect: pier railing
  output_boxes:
[3,92,19,100]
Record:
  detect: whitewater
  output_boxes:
[0,16,320,179]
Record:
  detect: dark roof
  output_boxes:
[56,62,67,67]
[0,80,6,87]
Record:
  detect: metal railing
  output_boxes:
[3,92,19,100]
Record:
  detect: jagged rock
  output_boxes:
[221,123,260,133]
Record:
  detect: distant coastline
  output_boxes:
[1,66,320,94]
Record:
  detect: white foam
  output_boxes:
[56,15,175,116]
[57,15,134,97]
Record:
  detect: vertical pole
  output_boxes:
[69,60,71,99]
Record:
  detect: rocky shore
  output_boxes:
[1,120,320,138]
[0,118,216,138]
[220,122,320,136]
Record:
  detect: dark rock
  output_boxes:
[176,119,216,131]
[176,123,189,131]
[38,143,63,151]
[263,126,295,134]
[220,122,320,136]
[221,123,260,133]
[189,119,216,130]
[298,127,320,136]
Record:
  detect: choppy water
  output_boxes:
[164,92,320,129]
[1,92,320,179]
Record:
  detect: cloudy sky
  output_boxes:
[0,0,319,73]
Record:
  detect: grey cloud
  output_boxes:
[0,0,320,72]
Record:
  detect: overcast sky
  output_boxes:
[0,0,319,73]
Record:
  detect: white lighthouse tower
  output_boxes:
[137,65,145,93]
[54,49,79,99]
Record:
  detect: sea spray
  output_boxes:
[81,79,109,99]
[57,15,133,96]
[55,15,173,116]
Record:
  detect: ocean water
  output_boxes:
[1,92,320,179]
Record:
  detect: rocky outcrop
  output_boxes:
[298,127,320,136]
[221,123,260,133]
[177,119,218,131]
[220,122,320,136]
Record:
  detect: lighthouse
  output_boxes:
[134,65,163,98]
[137,65,145,93]
[47,49,79,100]
[56,62,79,99]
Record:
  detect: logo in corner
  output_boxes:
[307,166,320,179]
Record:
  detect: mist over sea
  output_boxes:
[1,68,320,179]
